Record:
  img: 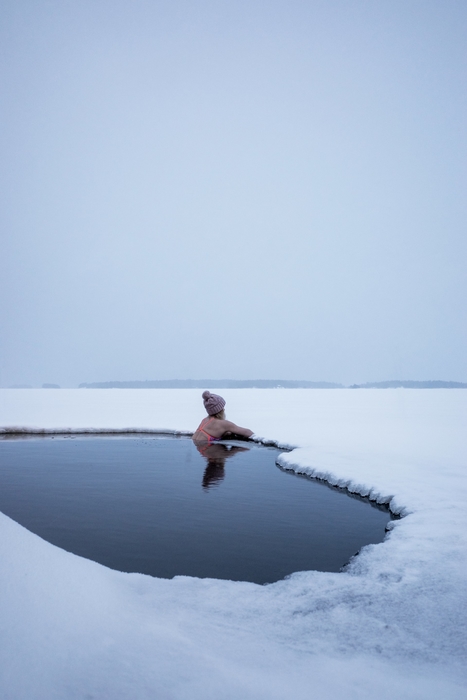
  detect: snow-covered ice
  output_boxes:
[0,388,466,699]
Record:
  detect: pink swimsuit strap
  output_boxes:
[196,417,220,443]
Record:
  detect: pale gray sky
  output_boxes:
[1,0,466,387]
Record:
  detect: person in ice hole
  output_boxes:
[192,391,254,446]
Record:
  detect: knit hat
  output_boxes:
[202,390,226,415]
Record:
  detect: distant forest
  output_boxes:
[78,380,343,389]
[349,380,467,389]
[77,379,467,389]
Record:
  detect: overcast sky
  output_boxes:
[1,0,466,387]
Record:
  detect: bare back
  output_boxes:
[193,416,253,443]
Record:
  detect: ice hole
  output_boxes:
[0,435,394,584]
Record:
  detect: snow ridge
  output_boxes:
[276,452,400,514]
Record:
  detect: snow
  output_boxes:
[0,388,466,699]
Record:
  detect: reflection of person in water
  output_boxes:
[199,442,250,490]
[192,391,254,445]
[193,391,254,490]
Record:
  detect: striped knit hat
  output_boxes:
[202,390,226,415]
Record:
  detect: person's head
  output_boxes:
[202,390,226,417]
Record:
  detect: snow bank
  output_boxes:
[0,388,466,699]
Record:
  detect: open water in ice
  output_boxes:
[0,435,393,584]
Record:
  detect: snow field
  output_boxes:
[0,388,466,699]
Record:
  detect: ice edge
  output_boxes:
[275,452,405,517]
[0,427,193,436]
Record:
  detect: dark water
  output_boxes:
[0,435,393,584]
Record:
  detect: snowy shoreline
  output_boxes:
[1,389,466,699]
[0,427,194,436]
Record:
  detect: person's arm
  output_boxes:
[219,420,253,438]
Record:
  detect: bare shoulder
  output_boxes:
[218,419,239,430]
[219,419,253,438]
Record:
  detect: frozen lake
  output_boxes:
[0,435,392,583]
[1,389,466,699]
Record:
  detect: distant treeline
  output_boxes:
[6,379,467,389]
[77,379,467,389]
[349,380,467,389]
[78,380,344,389]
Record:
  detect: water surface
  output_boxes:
[0,435,393,584]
